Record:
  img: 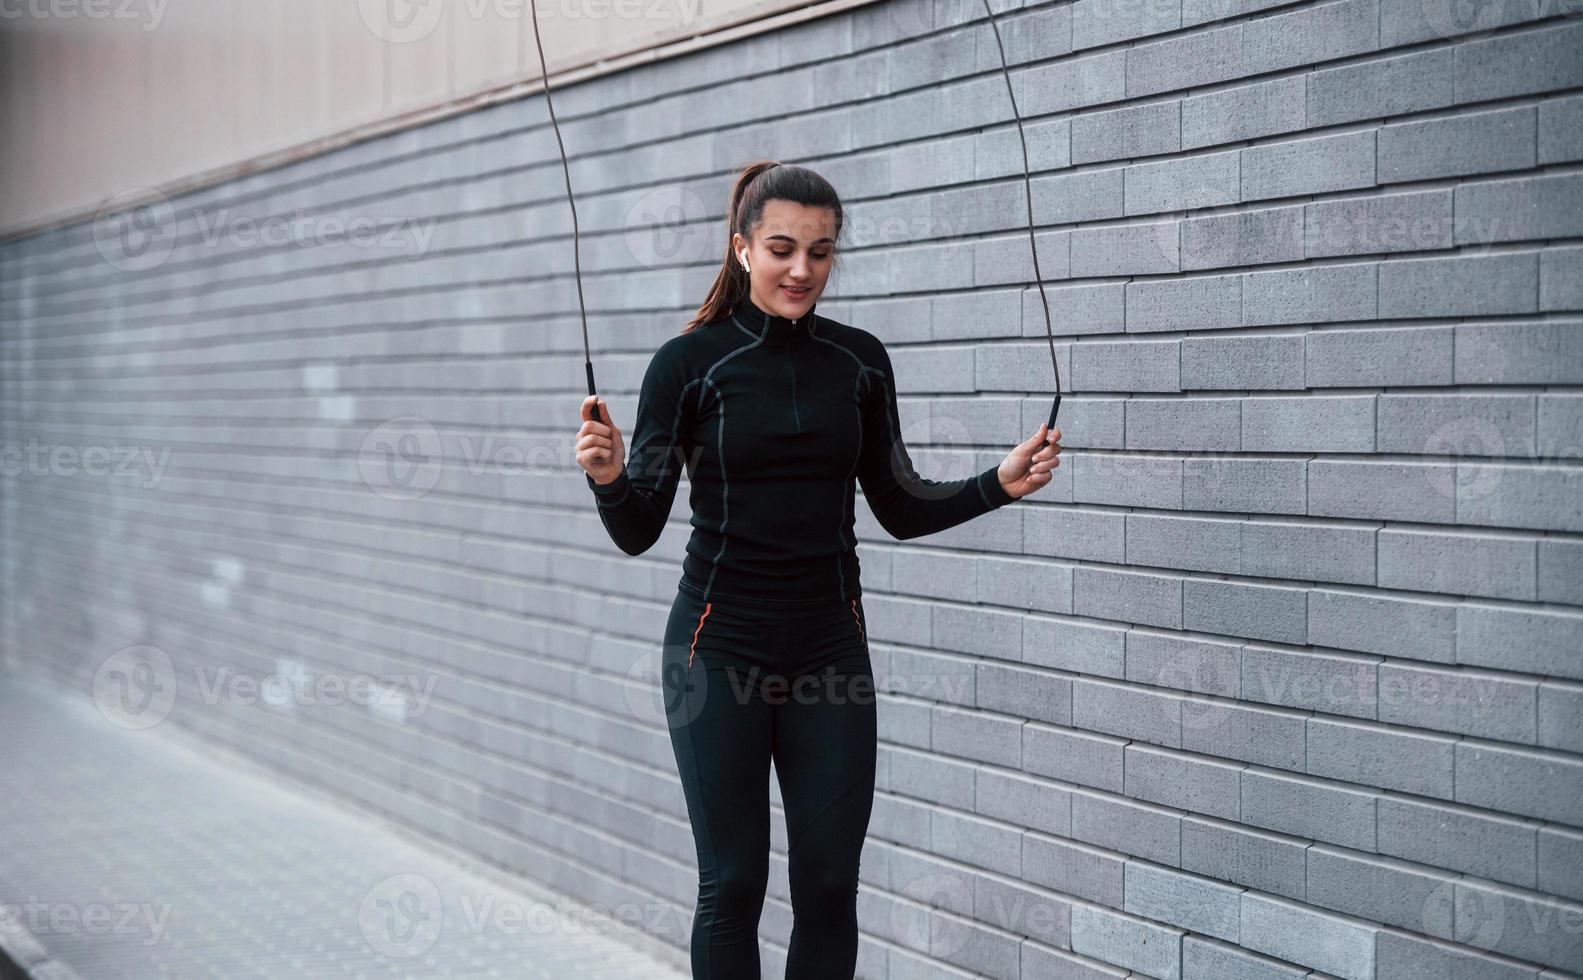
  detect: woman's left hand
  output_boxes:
[996,422,1063,499]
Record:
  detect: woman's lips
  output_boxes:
[781,286,809,298]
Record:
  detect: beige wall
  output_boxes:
[0,0,828,239]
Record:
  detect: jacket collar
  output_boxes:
[732,290,818,342]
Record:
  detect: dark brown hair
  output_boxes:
[683,160,844,333]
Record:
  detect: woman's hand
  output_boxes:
[996,422,1063,499]
[578,395,626,486]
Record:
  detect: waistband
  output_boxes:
[677,578,860,612]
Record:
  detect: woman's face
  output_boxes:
[733,199,836,321]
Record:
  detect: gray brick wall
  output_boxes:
[2,1,1582,977]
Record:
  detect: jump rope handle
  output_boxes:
[1047,393,1062,434]
[586,361,601,424]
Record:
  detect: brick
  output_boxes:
[1071,222,1181,277]
[1306,325,1453,387]
[1125,398,1241,450]
[1024,832,1125,907]
[1073,790,1182,866]
[1182,334,1304,390]
[1024,721,1127,793]
[1070,903,1185,980]
[1034,166,1126,224]
[1453,19,1583,104]
[1539,93,1583,165]
[1241,131,1375,201]
[1377,796,1538,887]
[1025,616,1128,678]
[1239,893,1377,980]
[1538,245,1583,310]
[1182,75,1306,149]
[1185,578,1308,645]
[1457,603,1583,680]
[1072,0,1182,50]
[1377,527,1537,601]
[1380,250,1539,318]
[1243,395,1375,453]
[1242,519,1376,585]
[1455,320,1583,384]
[1125,744,1243,820]
[1125,274,1242,332]
[1124,860,1240,942]
[978,660,1074,726]
[1126,23,1244,98]
[1071,100,1181,166]
[1241,0,1378,75]
[1306,715,1454,803]
[1306,846,1456,936]
[1126,513,1242,575]
[1378,661,1538,743]
[1242,262,1376,325]
[1029,281,1125,337]
[1074,676,1182,747]
[1076,566,1184,628]
[1304,189,1454,258]
[1179,204,1306,273]
[1377,393,1536,457]
[977,768,1073,837]
[1182,698,1307,771]
[1123,149,1240,215]
[1307,47,1454,127]
[1539,538,1583,605]
[1074,339,1182,392]
[1455,172,1583,244]
[1184,816,1307,900]
[1309,460,1457,523]
[1378,105,1537,183]
[1120,630,1241,696]
[1455,741,1583,826]
[1242,645,1377,718]
[1184,456,1307,515]
[1240,768,1378,852]
[1308,588,1457,664]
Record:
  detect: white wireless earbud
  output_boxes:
[739,250,750,273]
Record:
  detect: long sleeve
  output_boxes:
[587,341,694,556]
[856,339,1016,541]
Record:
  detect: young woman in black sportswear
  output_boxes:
[575,161,1062,979]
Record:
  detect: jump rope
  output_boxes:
[528,0,1064,435]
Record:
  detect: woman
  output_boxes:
[575,160,1061,979]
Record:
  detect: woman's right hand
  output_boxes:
[578,395,626,486]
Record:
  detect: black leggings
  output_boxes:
[662,586,878,979]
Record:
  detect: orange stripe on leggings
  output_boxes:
[850,598,865,643]
[688,602,712,668]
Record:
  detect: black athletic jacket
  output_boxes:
[587,293,1017,606]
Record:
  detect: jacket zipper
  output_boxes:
[789,355,801,432]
